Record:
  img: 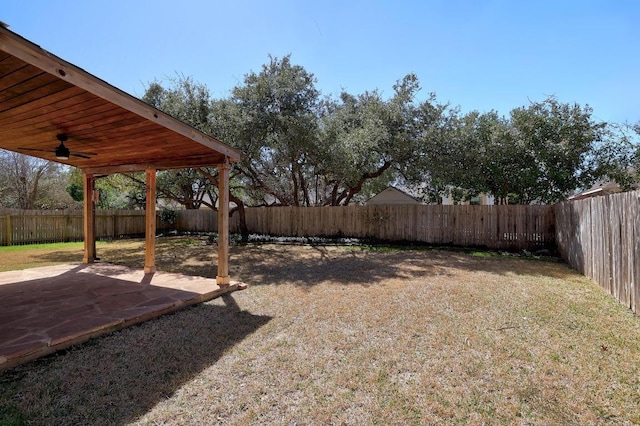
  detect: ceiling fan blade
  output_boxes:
[71,152,92,159]
[17,147,52,153]
[18,147,96,158]
[70,150,97,156]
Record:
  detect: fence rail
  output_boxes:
[555,190,639,314]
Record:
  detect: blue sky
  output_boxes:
[3,0,639,123]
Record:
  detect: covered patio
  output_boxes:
[0,25,245,370]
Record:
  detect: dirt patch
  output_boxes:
[1,238,639,425]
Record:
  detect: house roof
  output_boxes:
[366,186,421,205]
[0,25,242,175]
[568,180,623,201]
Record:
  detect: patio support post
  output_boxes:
[144,168,157,274]
[82,172,96,263]
[216,158,231,286]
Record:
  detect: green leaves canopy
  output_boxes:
[137,58,633,209]
[419,97,610,204]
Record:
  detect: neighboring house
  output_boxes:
[366,186,421,205]
[568,180,623,201]
[441,193,494,205]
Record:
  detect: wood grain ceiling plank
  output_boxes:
[0,61,45,91]
[0,78,71,113]
[0,86,88,126]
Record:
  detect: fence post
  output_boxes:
[5,215,11,246]
[113,213,117,240]
[62,212,67,242]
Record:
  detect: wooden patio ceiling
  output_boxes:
[0,25,242,175]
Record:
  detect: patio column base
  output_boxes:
[217,275,231,286]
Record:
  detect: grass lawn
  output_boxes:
[1,237,639,425]
[0,242,86,272]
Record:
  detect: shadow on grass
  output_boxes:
[35,243,136,267]
[34,249,85,264]
[228,244,447,287]
[238,243,578,286]
[0,296,271,425]
[40,237,580,288]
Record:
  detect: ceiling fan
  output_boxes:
[19,134,97,159]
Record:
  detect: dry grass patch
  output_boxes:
[1,238,639,425]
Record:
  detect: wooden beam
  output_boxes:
[216,159,231,286]
[83,161,220,176]
[82,173,96,263]
[144,169,157,274]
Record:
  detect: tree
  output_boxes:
[414,109,496,203]
[503,97,606,203]
[0,150,77,209]
[592,121,640,191]
[209,55,321,207]
[417,97,609,204]
[141,75,252,240]
[295,73,447,205]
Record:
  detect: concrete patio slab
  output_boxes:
[0,263,245,371]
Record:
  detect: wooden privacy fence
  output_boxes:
[555,190,639,314]
[0,209,169,245]
[175,204,556,251]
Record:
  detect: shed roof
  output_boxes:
[0,25,242,175]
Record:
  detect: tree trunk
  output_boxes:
[298,168,310,206]
[291,163,300,207]
[229,191,249,242]
[337,160,392,205]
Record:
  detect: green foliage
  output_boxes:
[138,60,635,209]
[317,74,445,205]
[66,180,83,202]
[142,75,211,132]
[211,55,322,206]
[160,208,177,225]
[593,122,640,191]
[505,97,605,203]
[65,169,146,209]
[418,97,610,204]
[0,402,27,425]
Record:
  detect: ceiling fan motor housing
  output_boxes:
[55,142,70,159]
